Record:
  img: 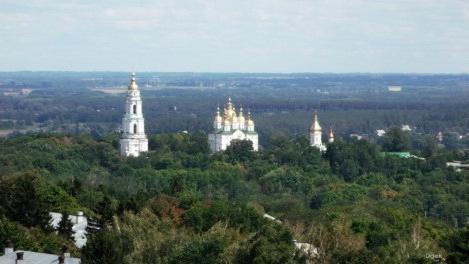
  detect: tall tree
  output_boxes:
[382,127,411,152]
[58,212,74,239]
[0,172,49,228]
[224,140,254,163]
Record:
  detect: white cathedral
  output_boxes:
[309,112,333,152]
[208,97,259,152]
[119,73,148,157]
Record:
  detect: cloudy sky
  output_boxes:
[1,0,469,72]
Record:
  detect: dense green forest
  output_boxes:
[0,129,468,263]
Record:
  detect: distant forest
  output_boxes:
[1,72,468,149]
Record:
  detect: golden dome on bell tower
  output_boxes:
[128,72,138,90]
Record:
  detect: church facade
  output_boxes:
[208,97,258,152]
[119,73,148,157]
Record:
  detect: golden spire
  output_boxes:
[224,106,230,120]
[232,107,238,123]
[310,112,322,132]
[227,97,233,110]
[128,72,138,90]
[224,97,235,121]
[238,105,245,123]
[214,105,223,123]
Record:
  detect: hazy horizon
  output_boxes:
[1,71,469,75]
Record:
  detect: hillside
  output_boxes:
[0,132,468,263]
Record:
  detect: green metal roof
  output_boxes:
[381,152,411,158]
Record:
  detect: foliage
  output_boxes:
[0,172,51,228]
[235,223,302,264]
[81,229,133,264]
[0,133,467,263]
[57,212,73,239]
[0,217,77,257]
[444,227,469,264]
[381,127,411,152]
[220,140,255,164]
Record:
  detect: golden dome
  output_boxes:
[247,110,254,126]
[224,111,232,122]
[238,107,245,123]
[226,97,236,118]
[214,106,223,123]
[230,106,237,122]
[310,112,322,132]
[128,72,138,90]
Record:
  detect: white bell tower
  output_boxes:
[120,73,148,157]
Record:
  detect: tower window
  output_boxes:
[133,105,137,114]
[133,124,137,134]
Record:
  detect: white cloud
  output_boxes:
[102,7,161,30]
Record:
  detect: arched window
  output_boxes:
[133,124,137,134]
[133,105,137,114]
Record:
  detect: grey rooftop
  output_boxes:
[0,250,80,264]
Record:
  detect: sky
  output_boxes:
[1,0,469,73]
